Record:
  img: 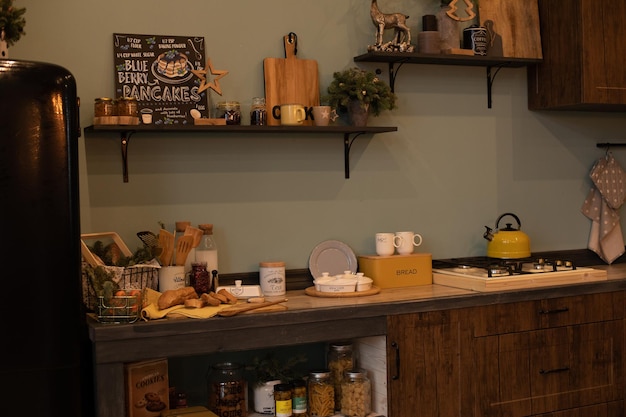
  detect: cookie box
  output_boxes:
[358,253,432,288]
[125,358,169,417]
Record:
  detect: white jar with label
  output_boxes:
[259,261,286,296]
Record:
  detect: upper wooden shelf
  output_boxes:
[354,51,543,108]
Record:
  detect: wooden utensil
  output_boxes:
[175,235,194,266]
[263,32,319,126]
[217,298,288,317]
[158,229,175,266]
[137,230,159,248]
[184,225,204,248]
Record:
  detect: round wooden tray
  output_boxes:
[304,286,381,297]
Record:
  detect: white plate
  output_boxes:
[308,240,358,279]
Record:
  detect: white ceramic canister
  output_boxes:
[259,261,286,296]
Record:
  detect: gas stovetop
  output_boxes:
[432,256,608,291]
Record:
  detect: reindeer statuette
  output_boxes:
[368,0,414,52]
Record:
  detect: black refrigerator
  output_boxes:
[0,59,91,416]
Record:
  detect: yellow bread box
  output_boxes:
[162,406,219,417]
[358,253,432,288]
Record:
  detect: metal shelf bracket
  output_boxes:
[486,65,504,109]
[344,132,366,179]
[119,131,136,183]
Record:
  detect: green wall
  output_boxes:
[10,0,626,273]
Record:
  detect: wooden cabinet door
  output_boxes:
[528,0,626,110]
[386,309,472,417]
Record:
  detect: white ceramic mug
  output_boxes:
[274,103,305,126]
[376,232,401,256]
[312,105,337,126]
[158,265,186,292]
[395,231,423,255]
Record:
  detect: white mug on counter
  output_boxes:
[395,231,423,255]
[376,232,401,256]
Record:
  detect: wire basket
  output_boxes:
[96,289,143,324]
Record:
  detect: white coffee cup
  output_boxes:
[158,265,186,292]
[376,232,401,256]
[395,231,423,255]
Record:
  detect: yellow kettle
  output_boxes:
[483,213,531,259]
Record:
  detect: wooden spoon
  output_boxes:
[184,225,204,248]
[175,235,194,266]
[217,298,288,317]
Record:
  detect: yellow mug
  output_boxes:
[272,104,306,126]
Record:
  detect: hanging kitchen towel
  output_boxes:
[582,153,626,263]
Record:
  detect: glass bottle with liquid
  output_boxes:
[196,224,218,277]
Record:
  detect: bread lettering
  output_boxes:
[157,286,198,310]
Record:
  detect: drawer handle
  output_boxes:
[391,341,400,380]
[539,366,570,375]
[538,307,569,315]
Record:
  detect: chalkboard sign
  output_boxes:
[113,33,208,126]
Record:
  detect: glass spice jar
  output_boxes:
[190,262,212,294]
[327,342,353,410]
[207,362,247,417]
[117,96,138,117]
[250,97,267,126]
[291,379,307,417]
[94,97,117,117]
[340,370,371,417]
[216,101,241,125]
[274,383,293,417]
[307,371,334,417]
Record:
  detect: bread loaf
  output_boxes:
[184,298,206,308]
[201,292,221,306]
[158,286,198,310]
[218,288,238,305]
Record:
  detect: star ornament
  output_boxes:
[191,58,229,95]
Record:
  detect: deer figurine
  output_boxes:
[370,0,411,47]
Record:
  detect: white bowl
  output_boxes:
[314,277,357,293]
[356,276,373,292]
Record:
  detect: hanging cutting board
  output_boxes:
[264,33,319,126]
[478,0,543,59]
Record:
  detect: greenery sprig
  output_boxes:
[0,0,26,46]
[325,67,397,116]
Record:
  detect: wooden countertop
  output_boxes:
[87,263,626,364]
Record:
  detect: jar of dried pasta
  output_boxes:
[307,370,334,417]
[327,342,353,410]
[340,369,371,417]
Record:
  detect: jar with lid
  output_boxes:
[94,98,117,117]
[216,101,241,125]
[250,97,267,126]
[207,362,247,417]
[274,383,293,417]
[259,261,286,296]
[291,379,307,417]
[190,262,212,294]
[307,371,334,417]
[327,342,353,410]
[340,369,371,417]
[117,96,138,117]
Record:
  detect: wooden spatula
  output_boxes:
[184,225,204,248]
[175,235,194,266]
[159,229,175,266]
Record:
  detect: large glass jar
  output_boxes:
[207,362,248,417]
[340,370,371,417]
[327,342,353,410]
[307,371,334,417]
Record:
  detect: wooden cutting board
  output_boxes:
[264,33,319,126]
[478,0,543,59]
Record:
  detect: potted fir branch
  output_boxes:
[0,0,26,50]
[325,67,397,126]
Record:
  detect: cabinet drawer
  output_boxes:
[474,320,624,416]
[472,291,624,336]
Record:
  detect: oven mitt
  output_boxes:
[589,153,626,209]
